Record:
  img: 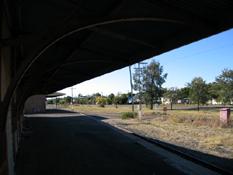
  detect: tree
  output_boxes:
[188,77,209,111]
[164,87,179,110]
[113,93,128,105]
[93,92,101,97]
[216,69,233,104]
[107,93,115,104]
[178,87,190,100]
[119,93,128,104]
[96,96,107,107]
[64,96,72,104]
[113,95,121,108]
[47,99,54,104]
[133,60,167,109]
[207,82,221,103]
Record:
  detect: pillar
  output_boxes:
[0,4,15,175]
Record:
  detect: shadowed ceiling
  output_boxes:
[5,0,233,99]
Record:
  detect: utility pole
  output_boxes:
[134,62,147,111]
[55,97,57,109]
[129,65,134,112]
[71,87,76,110]
[138,63,142,111]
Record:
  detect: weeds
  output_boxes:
[121,112,137,119]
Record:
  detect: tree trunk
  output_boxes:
[150,102,153,110]
[197,99,200,111]
[170,102,173,110]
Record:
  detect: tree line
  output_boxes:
[47,92,130,107]
[163,70,233,110]
[48,61,233,110]
[133,60,233,110]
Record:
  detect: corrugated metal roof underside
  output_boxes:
[17,0,233,98]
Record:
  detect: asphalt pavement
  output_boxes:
[16,110,184,175]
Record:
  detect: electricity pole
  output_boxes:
[129,65,134,112]
[71,87,76,110]
[134,62,147,111]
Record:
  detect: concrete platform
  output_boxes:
[16,111,185,175]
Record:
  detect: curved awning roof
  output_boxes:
[4,0,233,101]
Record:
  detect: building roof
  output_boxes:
[9,0,233,101]
[46,92,66,98]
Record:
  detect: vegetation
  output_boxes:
[64,104,233,159]
[48,67,233,110]
[115,110,233,159]
[47,64,233,160]
[133,60,167,109]
[61,104,233,158]
[121,112,137,119]
[216,69,233,104]
[107,93,115,104]
[96,96,107,107]
[163,87,179,110]
[188,77,209,111]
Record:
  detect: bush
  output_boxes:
[99,103,105,108]
[121,112,137,119]
[96,96,107,107]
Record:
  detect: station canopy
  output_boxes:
[16,0,233,97]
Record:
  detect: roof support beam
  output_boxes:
[61,59,121,67]
[141,0,216,31]
[90,27,159,49]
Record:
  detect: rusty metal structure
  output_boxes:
[1,0,233,174]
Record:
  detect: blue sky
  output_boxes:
[59,29,233,97]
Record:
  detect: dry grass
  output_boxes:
[62,104,233,159]
[67,104,133,114]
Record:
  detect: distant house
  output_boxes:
[161,97,171,104]
[161,97,190,105]
[207,98,222,105]
[177,98,190,104]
